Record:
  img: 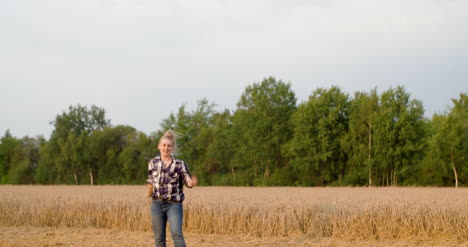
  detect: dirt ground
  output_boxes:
[1,226,466,247]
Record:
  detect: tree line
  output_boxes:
[0,77,466,186]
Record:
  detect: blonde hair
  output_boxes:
[159,130,176,146]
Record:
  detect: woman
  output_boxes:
[146,130,197,247]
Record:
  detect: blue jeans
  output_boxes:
[150,200,186,247]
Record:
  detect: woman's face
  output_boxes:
[158,138,174,157]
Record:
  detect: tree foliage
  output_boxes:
[285,86,349,186]
[231,77,297,185]
[343,89,379,185]
[424,93,467,187]
[0,82,465,187]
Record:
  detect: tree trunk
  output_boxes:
[231,166,236,183]
[264,166,270,178]
[450,148,459,188]
[368,117,372,186]
[391,170,394,185]
[254,167,258,179]
[73,170,78,185]
[89,168,94,186]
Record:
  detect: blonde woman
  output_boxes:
[146,130,198,247]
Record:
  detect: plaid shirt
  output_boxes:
[147,156,192,202]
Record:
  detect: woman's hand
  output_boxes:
[188,176,198,188]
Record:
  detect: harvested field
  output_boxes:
[0,186,467,246]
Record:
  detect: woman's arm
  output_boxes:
[146,183,153,198]
[181,161,198,188]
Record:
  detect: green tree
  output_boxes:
[51,104,110,139]
[36,104,111,184]
[0,130,19,183]
[231,77,297,185]
[343,89,379,185]
[200,110,236,185]
[35,138,59,184]
[285,86,350,186]
[88,125,137,184]
[54,132,91,185]
[158,104,192,156]
[418,114,450,185]
[119,131,156,184]
[57,132,78,184]
[7,136,43,184]
[431,93,467,187]
[373,86,426,186]
[158,99,218,185]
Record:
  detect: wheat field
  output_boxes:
[0,185,467,247]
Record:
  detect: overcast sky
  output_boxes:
[1,0,467,138]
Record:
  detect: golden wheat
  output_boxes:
[0,185,467,242]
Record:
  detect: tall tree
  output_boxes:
[231,77,297,185]
[419,114,450,185]
[51,104,110,139]
[57,133,79,184]
[0,130,18,183]
[285,86,350,186]
[2,135,43,184]
[119,131,155,184]
[158,99,218,185]
[201,110,236,185]
[344,89,379,185]
[373,86,426,186]
[431,93,467,187]
[36,104,111,184]
[88,125,136,184]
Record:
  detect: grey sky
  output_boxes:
[1,0,467,138]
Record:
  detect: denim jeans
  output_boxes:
[150,200,186,247]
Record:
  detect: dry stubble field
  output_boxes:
[0,185,467,247]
